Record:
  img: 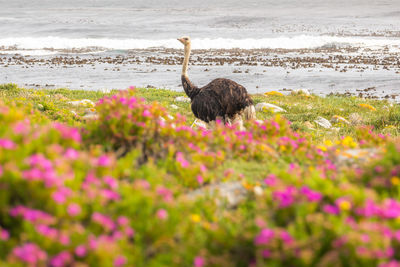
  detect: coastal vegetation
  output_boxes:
[1,83,400,266]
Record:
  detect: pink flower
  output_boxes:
[104,176,118,189]
[200,164,207,172]
[280,231,293,245]
[75,245,87,257]
[114,255,127,267]
[323,204,340,215]
[13,121,29,134]
[264,174,277,186]
[156,186,173,202]
[197,175,204,185]
[124,227,135,238]
[142,109,151,117]
[156,209,168,220]
[129,86,136,90]
[59,233,70,246]
[97,155,111,167]
[262,249,271,258]
[0,165,3,177]
[0,138,16,149]
[67,203,81,216]
[194,256,205,267]
[0,229,9,240]
[300,186,323,202]
[380,260,400,267]
[176,152,189,168]
[273,186,296,208]
[12,243,47,265]
[254,228,274,245]
[64,148,79,160]
[29,154,52,170]
[50,251,72,267]
[53,123,81,143]
[92,212,115,231]
[52,187,72,204]
[117,216,129,226]
[36,224,58,239]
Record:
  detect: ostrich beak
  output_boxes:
[177,38,184,44]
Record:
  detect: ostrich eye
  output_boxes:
[184,38,188,40]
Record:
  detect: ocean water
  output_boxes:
[0,0,399,97]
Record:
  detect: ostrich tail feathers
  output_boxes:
[243,105,256,120]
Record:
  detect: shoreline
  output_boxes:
[0,46,399,101]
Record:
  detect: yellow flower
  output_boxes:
[338,200,351,211]
[391,176,400,186]
[241,181,253,190]
[264,91,284,97]
[358,103,376,111]
[341,136,357,148]
[190,214,201,223]
[324,140,333,147]
[316,145,327,152]
[396,216,400,224]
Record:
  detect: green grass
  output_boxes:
[1,83,399,142]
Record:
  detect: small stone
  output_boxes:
[255,102,286,113]
[291,89,311,96]
[82,114,98,120]
[68,99,95,107]
[304,121,315,130]
[174,96,190,103]
[192,119,207,129]
[253,186,263,196]
[349,113,364,126]
[314,116,332,129]
[37,104,44,111]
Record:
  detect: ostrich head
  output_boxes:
[177,36,191,46]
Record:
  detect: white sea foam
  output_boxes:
[0,36,399,53]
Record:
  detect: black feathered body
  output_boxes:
[182,75,253,123]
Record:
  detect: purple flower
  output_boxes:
[114,255,127,267]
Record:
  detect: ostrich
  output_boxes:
[177,36,256,129]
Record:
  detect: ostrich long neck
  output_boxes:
[182,43,191,77]
[181,43,199,99]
